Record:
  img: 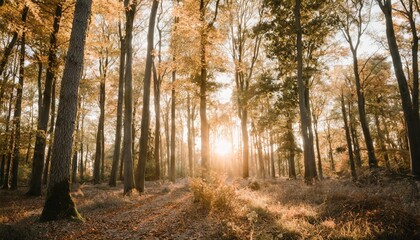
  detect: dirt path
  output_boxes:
[0,180,224,240]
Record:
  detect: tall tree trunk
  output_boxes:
[351,49,378,168]
[72,105,81,183]
[164,108,170,178]
[187,93,193,177]
[0,91,14,188]
[121,0,137,194]
[43,79,56,185]
[136,0,159,192]
[27,2,63,196]
[153,4,164,180]
[313,119,323,180]
[109,23,125,187]
[240,112,249,178]
[169,7,177,181]
[40,0,91,221]
[269,133,275,178]
[3,128,14,189]
[153,62,161,180]
[25,104,35,164]
[169,70,176,182]
[404,0,419,123]
[287,120,296,179]
[94,55,107,184]
[79,99,84,182]
[72,151,78,183]
[36,58,43,114]
[349,104,362,168]
[199,0,210,176]
[378,0,420,176]
[294,0,317,183]
[10,6,29,190]
[341,93,357,180]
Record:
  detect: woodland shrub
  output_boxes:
[189,175,237,212]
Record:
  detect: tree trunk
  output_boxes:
[0,91,14,188]
[72,104,81,183]
[79,99,85,181]
[109,25,125,187]
[351,50,378,169]
[153,62,161,180]
[287,120,296,179]
[37,59,43,114]
[40,0,91,221]
[72,151,78,183]
[199,0,210,176]
[94,55,107,184]
[169,71,176,182]
[294,0,317,183]
[341,93,357,180]
[240,112,250,178]
[269,133,275,178]
[187,94,193,177]
[163,108,170,178]
[313,119,323,180]
[136,0,159,192]
[43,79,56,185]
[121,0,137,194]
[378,0,420,176]
[349,104,362,168]
[405,0,419,124]
[326,120,335,172]
[10,6,29,190]
[27,2,63,196]
[25,104,34,164]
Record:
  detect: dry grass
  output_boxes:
[189,172,419,239]
[226,175,420,239]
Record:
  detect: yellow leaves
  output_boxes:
[92,0,124,23]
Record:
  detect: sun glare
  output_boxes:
[213,138,232,156]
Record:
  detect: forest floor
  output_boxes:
[1,172,419,240]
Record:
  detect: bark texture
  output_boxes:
[40,0,91,221]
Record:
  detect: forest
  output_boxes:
[0,0,419,239]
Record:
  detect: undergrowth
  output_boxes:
[189,175,237,212]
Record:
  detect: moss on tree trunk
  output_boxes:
[40,180,83,222]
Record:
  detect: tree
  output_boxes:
[136,0,159,192]
[377,0,420,176]
[152,0,166,181]
[227,0,262,179]
[121,0,137,194]
[294,0,317,182]
[10,3,29,190]
[109,20,126,187]
[199,0,221,176]
[0,90,14,188]
[169,0,179,182]
[341,90,357,180]
[338,0,378,169]
[40,0,92,221]
[27,0,64,196]
[262,0,335,182]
